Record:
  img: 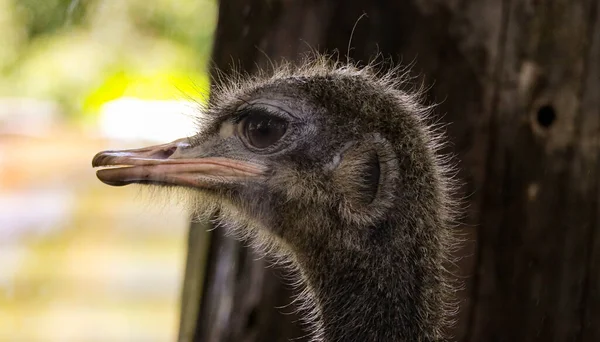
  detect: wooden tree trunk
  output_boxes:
[179,1,600,341]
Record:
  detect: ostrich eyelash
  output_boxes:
[232,106,288,123]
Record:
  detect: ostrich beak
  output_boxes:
[92,138,266,187]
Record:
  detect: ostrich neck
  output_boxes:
[297,222,443,342]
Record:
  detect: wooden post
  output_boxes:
[469,0,600,340]
[178,1,600,341]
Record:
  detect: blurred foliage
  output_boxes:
[14,0,88,39]
[0,0,217,120]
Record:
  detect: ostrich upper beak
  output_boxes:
[92,138,266,187]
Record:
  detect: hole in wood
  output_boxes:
[536,105,556,128]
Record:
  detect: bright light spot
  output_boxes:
[98,97,199,142]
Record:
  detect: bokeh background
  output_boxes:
[0,1,216,340]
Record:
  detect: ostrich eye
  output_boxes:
[240,112,288,149]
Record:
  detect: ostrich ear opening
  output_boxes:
[332,134,398,225]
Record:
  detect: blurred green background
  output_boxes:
[0,0,217,340]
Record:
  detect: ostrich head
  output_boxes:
[92,59,457,342]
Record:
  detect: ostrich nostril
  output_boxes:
[153,146,177,159]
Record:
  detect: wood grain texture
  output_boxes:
[178,221,211,342]
[581,3,600,341]
[469,0,599,340]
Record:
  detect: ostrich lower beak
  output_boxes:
[92,139,266,187]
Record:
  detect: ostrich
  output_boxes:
[92,58,458,342]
